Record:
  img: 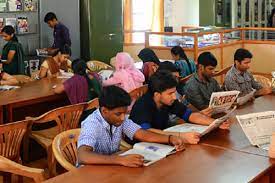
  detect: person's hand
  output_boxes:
[170,135,185,151]
[200,107,213,117]
[117,154,144,168]
[219,119,231,130]
[180,132,200,144]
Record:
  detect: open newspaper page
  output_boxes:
[237,89,256,106]
[209,91,240,114]
[164,106,236,137]
[120,142,175,166]
[236,111,275,150]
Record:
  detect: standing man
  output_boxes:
[44,12,71,55]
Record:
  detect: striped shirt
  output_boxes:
[224,66,262,97]
[78,109,141,155]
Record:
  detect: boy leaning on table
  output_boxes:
[77,85,185,168]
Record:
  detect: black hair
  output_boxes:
[53,45,72,56]
[148,70,178,94]
[158,61,180,73]
[171,46,192,73]
[72,59,87,76]
[234,48,253,63]
[198,52,217,67]
[1,25,18,42]
[138,48,160,65]
[44,12,57,23]
[99,86,131,109]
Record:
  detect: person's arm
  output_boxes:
[250,75,273,96]
[53,83,65,94]
[3,50,16,64]
[102,73,120,86]
[1,73,18,85]
[77,145,144,167]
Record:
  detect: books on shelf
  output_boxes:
[8,0,22,11]
[0,0,7,11]
[5,17,16,29]
[17,16,28,33]
[236,111,275,151]
[24,0,36,11]
[120,142,176,166]
[209,90,240,114]
[164,106,236,137]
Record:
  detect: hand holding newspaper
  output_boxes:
[164,106,236,137]
[209,91,239,114]
[237,89,256,106]
[237,111,275,151]
[120,142,176,166]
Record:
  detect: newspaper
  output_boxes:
[164,106,236,137]
[120,142,176,166]
[272,71,275,88]
[0,85,20,91]
[237,89,256,106]
[236,111,275,151]
[209,90,240,114]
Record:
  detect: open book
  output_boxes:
[237,89,256,106]
[57,70,74,79]
[164,106,236,137]
[209,91,240,114]
[120,142,176,166]
[236,111,275,151]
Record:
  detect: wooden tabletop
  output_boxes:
[201,95,275,157]
[44,145,274,183]
[0,78,65,106]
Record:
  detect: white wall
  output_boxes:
[165,0,200,32]
[40,0,80,59]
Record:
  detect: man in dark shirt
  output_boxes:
[44,12,71,54]
[130,70,230,144]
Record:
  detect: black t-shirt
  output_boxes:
[129,92,192,130]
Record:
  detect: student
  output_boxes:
[103,52,145,92]
[44,12,71,54]
[54,59,101,104]
[77,86,185,167]
[171,46,196,78]
[0,26,24,75]
[130,70,230,144]
[224,48,272,97]
[39,46,71,78]
[185,52,222,110]
[0,71,18,85]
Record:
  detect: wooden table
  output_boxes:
[44,95,275,183]
[201,95,275,157]
[0,78,67,124]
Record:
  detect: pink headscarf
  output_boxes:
[103,52,145,92]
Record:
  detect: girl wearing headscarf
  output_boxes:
[103,52,145,92]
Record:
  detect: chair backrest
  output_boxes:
[129,85,148,102]
[213,66,231,85]
[52,129,80,171]
[179,74,193,84]
[253,74,271,87]
[87,60,113,72]
[85,98,99,111]
[0,120,29,161]
[13,75,32,84]
[0,156,46,182]
[28,103,86,133]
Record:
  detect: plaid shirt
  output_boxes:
[78,109,141,155]
[224,66,262,96]
[185,73,222,110]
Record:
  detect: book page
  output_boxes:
[133,142,175,158]
[237,89,256,106]
[209,91,240,114]
[237,111,275,146]
[164,123,208,134]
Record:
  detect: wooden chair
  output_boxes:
[129,85,148,102]
[179,74,193,84]
[52,129,80,171]
[13,75,32,84]
[86,60,113,72]
[85,98,99,111]
[253,74,271,88]
[0,120,29,182]
[213,66,231,85]
[24,103,85,177]
[0,156,46,183]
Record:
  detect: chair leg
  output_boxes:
[23,135,30,163]
[3,172,12,183]
[47,145,56,178]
